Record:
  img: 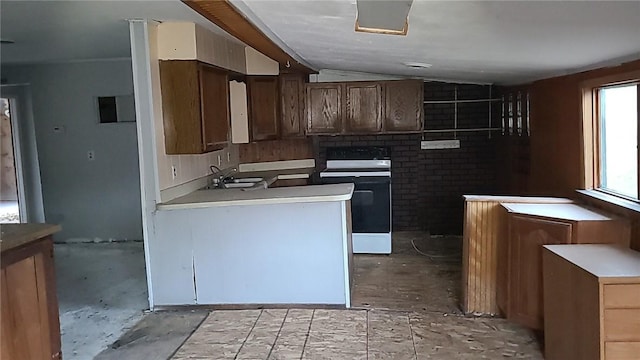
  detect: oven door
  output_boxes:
[320,176,391,233]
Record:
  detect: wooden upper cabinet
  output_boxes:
[247,76,279,141]
[306,83,342,134]
[159,60,229,154]
[384,80,423,132]
[200,64,230,152]
[279,73,306,138]
[345,82,383,133]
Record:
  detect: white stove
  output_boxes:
[319,148,392,254]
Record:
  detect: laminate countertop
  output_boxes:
[0,223,61,253]
[157,183,354,210]
[501,203,613,221]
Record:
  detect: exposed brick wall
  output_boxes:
[314,82,502,235]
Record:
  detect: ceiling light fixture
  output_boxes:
[355,0,413,36]
[405,62,432,69]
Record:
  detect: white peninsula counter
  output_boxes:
[150,183,355,308]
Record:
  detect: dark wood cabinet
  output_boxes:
[384,80,423,132]
[279,73,306,138]
[497,203,631,330]
[159,60,229,154]
[305,79,423,134]
[1,224,61,360]
[247,76,280,141]
[345,82,383,132]
[306,83,342,134]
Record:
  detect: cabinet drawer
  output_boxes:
[604,284,640,308]
[605,342,640,360]
[604,309,640,341]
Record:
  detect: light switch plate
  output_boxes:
[420,140,461,150]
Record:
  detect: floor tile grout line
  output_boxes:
[167,311,210,360]
[234,309,263,360]
[408,313,418,359]
[299,309,315,360]
[266,309,289,360]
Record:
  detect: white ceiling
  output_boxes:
[233,0,640,84]
[0,0,239,65]
[3,1,639,85]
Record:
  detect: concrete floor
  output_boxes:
[55,242,148,360]
[91,232,543,359]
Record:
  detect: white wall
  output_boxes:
[2,60,143,242]
[149,22,239,202]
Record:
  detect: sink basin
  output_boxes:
[223,182,256,189]
[232,177,263,183]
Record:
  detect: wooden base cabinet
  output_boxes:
[1,225,62,360]
[543,244,640,360]
[461,195,573,316]
[498,203,630,330]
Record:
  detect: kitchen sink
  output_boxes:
[231,177,263,183]
[204,177,265,190]
[222,182,257,188]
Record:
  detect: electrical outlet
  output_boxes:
[87,150,95,161]
[217,155,221,166]
[171,166,177,179]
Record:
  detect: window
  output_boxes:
[598,84,638,199]
[582,70,640,206]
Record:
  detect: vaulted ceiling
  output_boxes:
[232,0,640,84]
[2,1,639,85]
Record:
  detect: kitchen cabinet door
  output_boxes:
[345,83,383,133]
[279,73,306,138]
[1,237,61,360]
[159,60,229,154]
[384,80,423,132]
[247,76,279,141]
[200,63,230,152]
[306,83,342,134]
[509,215,572,329]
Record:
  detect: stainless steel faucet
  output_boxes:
[209,165,237,188]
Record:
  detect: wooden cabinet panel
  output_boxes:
[509,216,572,329]
[1,236,61,360]
[345,83,382,132]
[384,80,423,132]
[604,284,640,308]
[306,83,342,134]
[605,342,640,360]
[160,60,229,154]
[279,74,305,138]
[604,309,640,342]
[543,245,640,360]
[247,76,279,141]
[200,64,230,151]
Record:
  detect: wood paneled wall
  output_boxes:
[497,59,640,251]
[239,138,314,163]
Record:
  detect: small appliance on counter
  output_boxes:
[319,147,392,254]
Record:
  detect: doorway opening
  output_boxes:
[0,97,20,223]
